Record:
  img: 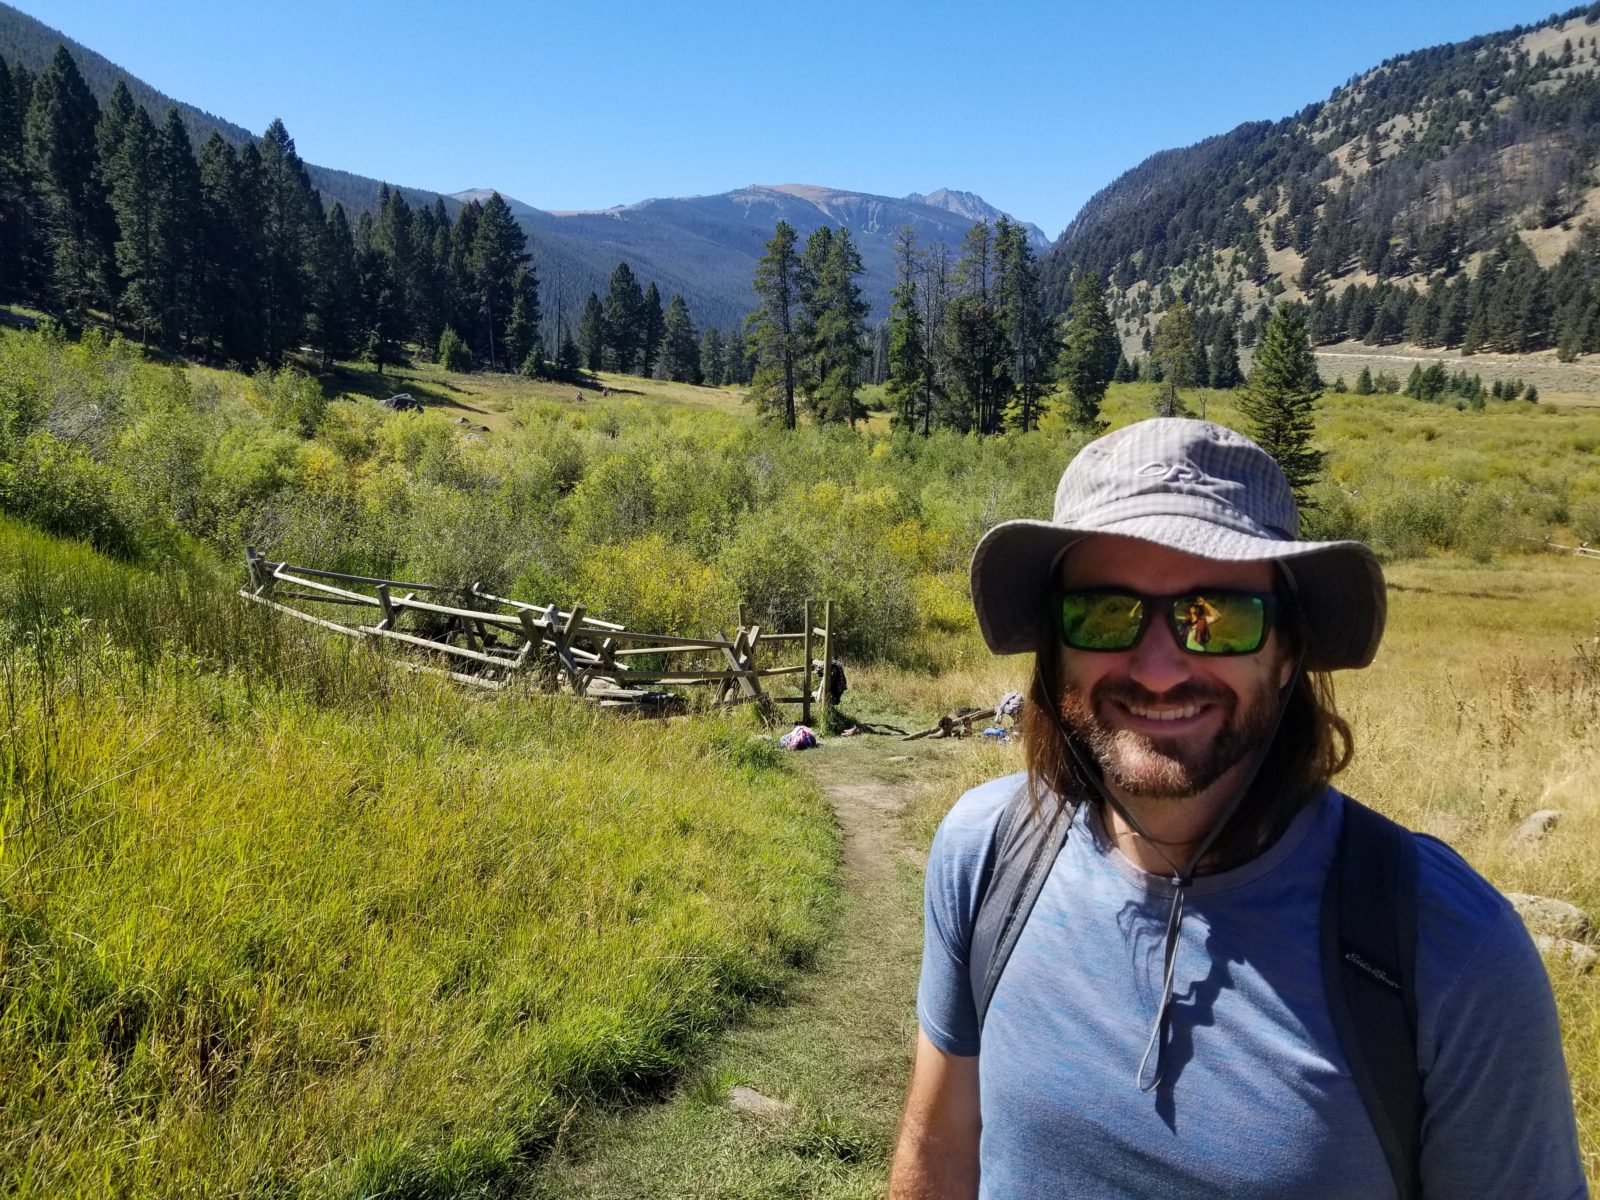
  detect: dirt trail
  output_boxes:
[528,733,965,1199]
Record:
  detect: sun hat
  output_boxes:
[969,418,1385,671]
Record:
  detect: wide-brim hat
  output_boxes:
[970,418,1385,671]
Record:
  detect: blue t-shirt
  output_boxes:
[917,773,1586,1199]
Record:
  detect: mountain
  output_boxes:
[906,188,1051,251]
[448,183,1048,330]
[1039,3,1600,359]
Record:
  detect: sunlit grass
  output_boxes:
[0,519,839,1198]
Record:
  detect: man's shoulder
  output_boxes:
[931,772,1029,856]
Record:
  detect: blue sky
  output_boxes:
[11,1,1565,235]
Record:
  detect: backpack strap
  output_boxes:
[1320,797,1422,1200]
[970,785,1076,1030]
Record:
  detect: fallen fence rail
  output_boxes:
[240,548,838,718]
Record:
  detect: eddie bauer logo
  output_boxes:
[1344,949,1402,993]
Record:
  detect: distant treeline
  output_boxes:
[0,44,746,383]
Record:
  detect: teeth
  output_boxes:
[1126,702,1201,721]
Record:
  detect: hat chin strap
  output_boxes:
[1038,660,1304,1092]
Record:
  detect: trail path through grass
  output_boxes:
[526,733,978,1198]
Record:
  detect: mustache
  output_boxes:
[1091,680,1235,711]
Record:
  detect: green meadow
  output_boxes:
[3,326,1599,1192]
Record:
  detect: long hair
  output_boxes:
[1022,599,1354,873]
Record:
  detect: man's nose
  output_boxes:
[1127,611,1191,694]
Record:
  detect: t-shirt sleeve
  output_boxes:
[915,777,1018,1058]
[1417,899,1587,1199]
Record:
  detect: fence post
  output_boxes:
[819,600,834,732]
[801,599,813,727]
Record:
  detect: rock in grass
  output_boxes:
[1533,934,1599,971]
[1508,893,1593,941]
[728,1085,793,1121]
[1508,809,1564,848]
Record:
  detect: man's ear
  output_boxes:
[1276,648,1294,691]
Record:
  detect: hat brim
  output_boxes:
[970,515,1386,671]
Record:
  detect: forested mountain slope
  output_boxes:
[0,3,1039,330]
[1041,3,1600,360]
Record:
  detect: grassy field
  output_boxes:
[0,519,838,1196]
[3,325,1599,1193]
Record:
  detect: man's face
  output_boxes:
[1054,534,1294,802]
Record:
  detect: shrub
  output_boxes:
[0,432,140,557]
[439,327,472,373]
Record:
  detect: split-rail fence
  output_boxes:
[240,548,837,722]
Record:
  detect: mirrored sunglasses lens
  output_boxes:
[1172,594,1266,654]
[1061,592,1143,650]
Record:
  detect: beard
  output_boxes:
[1058,675,1282,800]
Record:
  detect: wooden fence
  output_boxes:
[240,548,838,720]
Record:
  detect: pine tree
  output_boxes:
[1150,298,1201,416]
[659,293,701,382]
[884,225,927,432]
[1208,316,1243,388]
[1238,304,1325,511]
[995,217,1052,432]
[699,327,725,386]
[470,192,530,370]
[504,265,540,373]
[943,221,1011,433]
[0,57,37,301]
[25,46,113,318]
[640,280,665,377]
[799,226,868,424]
[107,104,160,342]
[601,261,645,373]
[258,119,319,365]
[358,210,406,374]
[747,221,802,428]
[1354,365,1375,395]
[195,133,263,362]
[312,201,360,369]
[578,291,605,371]
[153,108,200,349]
[1058,271,1118,430]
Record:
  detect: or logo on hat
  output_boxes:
[1137,458,1221,487]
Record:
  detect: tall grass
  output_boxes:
[0,519,838,1197]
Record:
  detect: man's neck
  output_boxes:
[1099,761,1253,876]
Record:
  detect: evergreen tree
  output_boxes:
[1150,298,1201,416]
[107,104,160,341]
[358,210,406,374]
[1208,315,1243,388]
[312,201,360,369]
[1238,304,1325,511]
[578,291,605,371]
[884,225,927,432]
[470,192,530,370]
[799,225,868,424]
[152,107,200,349]
[659,293,701,382]
[556,326,582,376]
[699,326,725,386]
[943,221,1011,433]
[995,216,1053,431]
[747,220,802,428]
[258,119,319,365]
[602,261,645,373]
[503,265,540,372]
[25,46,113,317]
[0,57,37,301]
[640,280,665,377]
[195,133,264,362]
[1355,365,1375,394]
[1058,271,1118,430]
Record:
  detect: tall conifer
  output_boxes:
[1238,304,1325,510]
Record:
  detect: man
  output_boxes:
[890,419,1584,1199]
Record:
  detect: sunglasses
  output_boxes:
[1057,588,1277,656]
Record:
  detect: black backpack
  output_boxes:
[968,788,1421,1199]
